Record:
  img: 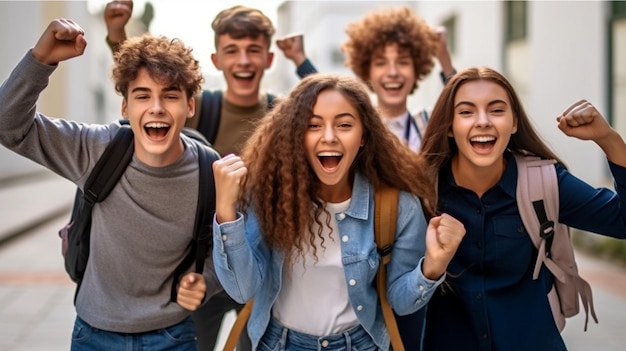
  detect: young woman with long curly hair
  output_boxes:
[211,73,465,351]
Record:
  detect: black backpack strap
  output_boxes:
[532,200,555,257]
[197,90,223,145]
[170,144,219,302]
[68,125,134,299]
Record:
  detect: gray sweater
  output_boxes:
[0,52,222,333]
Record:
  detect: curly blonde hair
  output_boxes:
[342,6,439,93]
[112,34,203,99]
[239,73,435,260]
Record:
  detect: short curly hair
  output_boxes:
[212,5,275,49]
[342,7,439,93]
[111,34,203,99]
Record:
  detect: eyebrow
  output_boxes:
[454,99,508,109]
[311,113,356,120]
[129,86,182,94]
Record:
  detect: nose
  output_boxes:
[321,126,337,144]
[387,62,398,76]
[238,51,251,65]
[475,110,492,127]
[149,98,165,115]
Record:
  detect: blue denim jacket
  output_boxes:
[213,172,444,350]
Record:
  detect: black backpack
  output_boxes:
[58,121,220,303]
[197,90,275,144]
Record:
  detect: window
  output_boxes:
[505,1,527,43]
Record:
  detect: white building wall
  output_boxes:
[0,1,96,179]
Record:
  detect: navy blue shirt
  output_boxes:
[424,152,626,351]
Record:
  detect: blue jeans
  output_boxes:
[258,318,379,351]
[71,315,198,351]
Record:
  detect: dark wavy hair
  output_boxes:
[112,34,203,99]
[420,67,564,187]
[239,73,435,260]
[342,6,438,93]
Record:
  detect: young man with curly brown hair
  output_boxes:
[0,19,221,350]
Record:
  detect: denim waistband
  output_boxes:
[265,317,375,350]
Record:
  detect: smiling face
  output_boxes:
[304,89,365,202]
[211,33,274,107]
[449,80,518,175]
[122,68,194,167]
[368,42,417,117]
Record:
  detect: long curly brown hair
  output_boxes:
[342,6,439,93]
[239,73,435,260]
[112,34,203,100]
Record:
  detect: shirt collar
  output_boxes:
[343,172,371,220]
[439,151,518,200]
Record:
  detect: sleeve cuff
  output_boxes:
[296,58,318,78]
[440,68,457,85]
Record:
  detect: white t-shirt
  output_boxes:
[272,199,359,335]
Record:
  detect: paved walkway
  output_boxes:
[0,171,75,244]
[1,174,626,350]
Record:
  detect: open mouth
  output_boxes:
[144,122,170,139]
[318,151,343,170]
[382,82,403,91]
[470,135,496,151]
[233,72,255,81]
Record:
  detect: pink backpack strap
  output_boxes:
[514,153,598,331]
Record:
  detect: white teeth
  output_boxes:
[145,122,169,128]
[318,151,342,157]
[471,136,496,143]
[234,72,253,78]
[383,83,402,89]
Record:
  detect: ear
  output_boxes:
[512,116,518,134]
[211,53,221,71]
[265,51,275,69]
[187,95,195,119]
[121,99,128,118]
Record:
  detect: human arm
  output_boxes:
[104,0,133,53]
[275,33,318,78]
[422,213,465,280]
[211,154,267,303]
[557,99,626,167]
[176,272,206,311]
[386,193,464,314]
[31,18,87,65]
[433,26,456,84]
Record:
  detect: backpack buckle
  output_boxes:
[378,245,392,257]
[539,220,555,240]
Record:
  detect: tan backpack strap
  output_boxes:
[223,300,253,351]
[374,186,404,351]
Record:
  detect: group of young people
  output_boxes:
[1,1,625,351]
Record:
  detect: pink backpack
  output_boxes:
[515,153,598,331]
